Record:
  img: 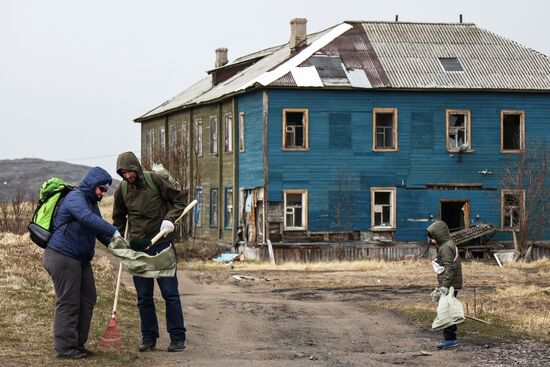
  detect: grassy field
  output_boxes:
[0,233,143,366]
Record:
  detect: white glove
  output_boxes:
[440,286,449,296]
[113,230,122,239]
[160,220,175,237]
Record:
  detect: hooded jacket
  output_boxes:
[427,220,463,289]
[47,167,117,263]
[112,152,186,245]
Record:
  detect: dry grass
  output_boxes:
[0,233,143,366]
[184,257,550,342]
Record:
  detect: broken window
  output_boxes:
[371,188,396,229]
[224,113,233,153]
[225,187,233,229]
[501,111,524,152]
[210,188,218,227]
[502,190,524,230]
[446,110,470,151]
[195,119,203,157]
[373,108,398,151]
[239,112,245,152]
[284,190,307,230]
[283,109,308,150]
[209,116,217,155]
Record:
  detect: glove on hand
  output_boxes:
[440,286,449,296]
[160,220,175,237]
[112,230,122,239]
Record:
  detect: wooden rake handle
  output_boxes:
[146,199,198,249]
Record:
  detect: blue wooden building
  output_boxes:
[135,19,550,257]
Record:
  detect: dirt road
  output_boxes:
[132,270,500,367]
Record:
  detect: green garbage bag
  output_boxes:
[432,286,465,330]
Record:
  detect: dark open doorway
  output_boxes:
[440,200,470,232]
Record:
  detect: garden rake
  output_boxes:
[96,225,128,351]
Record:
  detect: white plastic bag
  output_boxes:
[432,287,465,330]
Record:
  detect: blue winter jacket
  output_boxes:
[48,167,117,263]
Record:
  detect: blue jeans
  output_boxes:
[133,242,186,343]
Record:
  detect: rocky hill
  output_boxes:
[0,158,119,201]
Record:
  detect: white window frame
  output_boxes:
[195,186,203,227]
[239,112,245,152]
[169,125,177,148]
[145,129,154,160]
[224,113,233,153]
[225,187,233,229]
[209,116,218,155]
[210,188,218,227]
[370,187,396,231]
[283,190,308,230]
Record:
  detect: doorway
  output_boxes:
[440,200,470,232]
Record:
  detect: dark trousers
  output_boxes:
[133,242,186,343]
[443,290,459,341]
[43,248,96,356]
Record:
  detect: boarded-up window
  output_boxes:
[371,187,396,230]
[501,111,524,152]
[283,109,308,150]
[329,113,351,149]
[446,110,471,151]
[501,190,524,230]
[209,117,218,155]
[210,188,218,227]
[373,108,398,151]
[284,190,307,230]
[169,125,177,149]
[159,127,166,152]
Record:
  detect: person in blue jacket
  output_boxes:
[43,167,121,359]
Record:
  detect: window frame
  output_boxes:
[145,129,154,160]
[159,127,166,152]
[372,108,399,152]
[209,188,218,227]
[446,109,472,152]
[224,187,233,229]
[501,189,525,231]
[500,110,525,153]
[370,187,397,231]
[224,113,233,153]
[282,108,309,151]
[169,124,177,149]
[194,186,203,227]
[195,119,203,157]
[209,116,218,156]
[283,189,308,231]
[239,112,245,152]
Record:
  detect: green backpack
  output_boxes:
[28,177,74,248]
[120,171,159,201]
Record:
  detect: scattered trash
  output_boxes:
[213,253,239,263]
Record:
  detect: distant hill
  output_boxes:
[0,158,120,202]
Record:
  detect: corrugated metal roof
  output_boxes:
[137,21,550,121]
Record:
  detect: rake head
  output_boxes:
[96,314,124,351]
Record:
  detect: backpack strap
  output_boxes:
[121,171,159,201]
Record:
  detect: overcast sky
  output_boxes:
[1,0,549,178]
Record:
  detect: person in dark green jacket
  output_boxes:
[113,151,187,352]
[427,220,463,349]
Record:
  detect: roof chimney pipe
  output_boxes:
[395,14,399,22]
[459,14,463,23]
[289,18,307,50]
[215,47,228,68]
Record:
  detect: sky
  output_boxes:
[1,0,549,178]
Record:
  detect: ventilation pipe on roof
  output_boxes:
[459,14,463,23]
[215,47,228,68]
[395,14,399,22]
[289,18,307,51]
